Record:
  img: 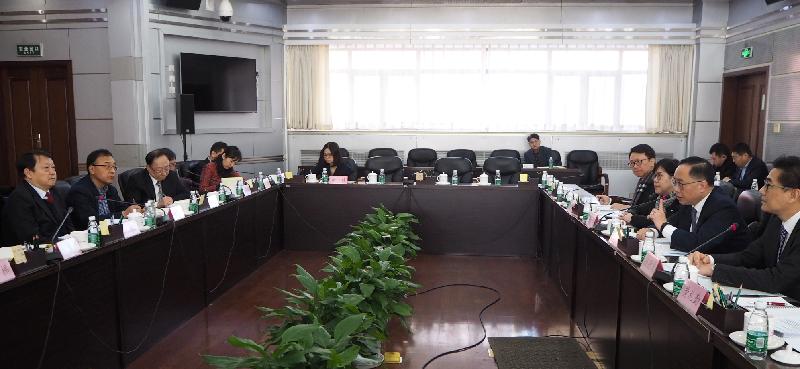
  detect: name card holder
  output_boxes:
[617,237,640,257]
[242,185,252,196]
[122,220,141,239]
[10,247,47,276]
[639,252,663,280]
[677,280,708,315]
[697,300,746,334]
[0,260,15,283]
[56,238,81,260]
[169,206,186,221]
[329,176,348,184]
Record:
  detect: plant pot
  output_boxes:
[354,352,384,369]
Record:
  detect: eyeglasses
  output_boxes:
[628,159,651,168]
[91,164,118,171]
[764,179,796,192]
[151,165,171,173]
[654,172,667,181]
[671,179,704,190]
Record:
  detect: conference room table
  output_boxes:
[0,179,793,369]
[297,165,583,184]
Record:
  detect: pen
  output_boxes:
[767,302,787,307]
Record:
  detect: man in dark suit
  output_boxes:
[2,151,73,246]
[522,133,561,167]
[690,156,800,300]
[124,149,190,207]
[597,144,657,215]
[649,156,750,253]
[708,142,737,181]
[189,141,227,183]
[66,149,141,230]
[727,142,768,192]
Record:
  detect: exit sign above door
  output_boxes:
[741,47,753,59]
[16,44,43,57]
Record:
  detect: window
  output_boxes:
[329,45,648,132]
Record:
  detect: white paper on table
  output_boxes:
[169,205,186,221]
[242,185,252,196]
[736,296,792,310]
[723,286,783,299]
[662,250,687,257]
[122,220,141,239]
[57,238,81,260]
[207,192,220,208]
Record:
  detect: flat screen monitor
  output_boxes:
[180,53,257,112]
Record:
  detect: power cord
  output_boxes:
[208,204,241,294]
[407,283,501,369]
[645,279,657,369]
[256,191,281,261]
[36,261,62,369]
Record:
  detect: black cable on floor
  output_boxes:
[36,261,62,369]
[407,283,501,369]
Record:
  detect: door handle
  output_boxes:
[33,132,41,149]
[761,94,766,111]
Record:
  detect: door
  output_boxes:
[0,62,78,187]
[720,70,768,157]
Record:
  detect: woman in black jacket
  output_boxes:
[623,158,681,230]
[312,142,353,179]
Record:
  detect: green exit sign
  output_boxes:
[741,47,753,59]
[16,44,43,57]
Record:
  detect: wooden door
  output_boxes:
[0,62,78,187]
[720,70,768,156]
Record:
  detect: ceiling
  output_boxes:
[286,0,691,5]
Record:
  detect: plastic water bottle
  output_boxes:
[322,168,329,184]
[276,168,284,184]
[548,156,554,169]
[257,172,265,190]
[494,170,502,186]
[87,216,101,245]
[751,179,759,191]
[144,200,156,228]
[641,229,655,259]
[745,301,770,360]
[672,257,689,296]
[714,172,721,187]
[219,183,227,203]
[235,180,244,198]
[189,191,199,213]
[451,170,458,185]
[378,169,386,184]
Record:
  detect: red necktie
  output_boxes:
[45,191,54,204]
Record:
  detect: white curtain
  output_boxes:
[286,45,331,130]
[646,45,694,133]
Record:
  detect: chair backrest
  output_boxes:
[364,156,404,182]
[737,189,762,225]
[407,148,438,167]
[119,168,145,202]
[52,180,72,202]
[64,175,85,185]
[339,147,350,158]
[483,157,522,184]
[368,148,398,158]
[490,149,521,161]
[446,149,477,169]
[178,160,205,179]
[717,181,739,200]
[566,150,600,186]
[342,157,358,181]
[434,157,474,183]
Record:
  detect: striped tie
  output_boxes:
[777,226,789,263]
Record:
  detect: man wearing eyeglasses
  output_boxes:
[727,142,768,192]
[648,156,750,253]
[597,144,657,215]
[66,149,142,230]
[689,156,800,300]
[124,148,190,207]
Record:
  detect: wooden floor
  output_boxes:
[128,250,577,369]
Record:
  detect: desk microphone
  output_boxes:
[49,207,74,245]
[687,223,738,254]
[599,194,675,222]
[103,197,144,207]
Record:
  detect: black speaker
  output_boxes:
[163,0,202,10]
[177,94,195,134]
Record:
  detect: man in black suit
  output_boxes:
[124,149,190,207]
[690,156,800,300]
[522,133,561,167]
[708,142,737,181]
[727,142,768,192]
[2,151,73,246]
[597,144,657,215]
[649,156,750,253]
[66,149,141,230]
[189,141,227,182]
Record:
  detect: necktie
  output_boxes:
[156,182,164,203]
[739,167,746,181]
[690,207,698,233]
[97,193,111,217]
[777,226,789,263]
[45,191,54,205]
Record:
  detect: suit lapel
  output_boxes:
[141,170,156,201]
[25,182,57,224]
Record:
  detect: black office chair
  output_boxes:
[118,168,145,202]
[64,175,85,185]
[483,157,522,184]
[407,148,438,167]
[52,180,72,202]
[339,147,350,158]
[434,157,474,184]
[446,149,477,169]
[566,150,607,195]
[368,148,398,158]
[490,149,521,161]
[364,156,404,182]
[737,189,762,233]
[342,157,358,181]
[178,160,204,178]
[717,181,739,201]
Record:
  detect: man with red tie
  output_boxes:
[2,150,73,246]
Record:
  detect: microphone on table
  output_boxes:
[103,197,144,207]
[49,207,74,245]
[598,194,675,222]
[687,223,738,254]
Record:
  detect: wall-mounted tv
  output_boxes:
[180,53,257,112]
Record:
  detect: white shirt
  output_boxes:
[663,190,712,240]
[150,174,162,202]
[26,180,48,200]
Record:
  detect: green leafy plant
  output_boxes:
[205,206,420,369]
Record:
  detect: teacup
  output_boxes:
[437,173,448,183]
[306,173,317,182]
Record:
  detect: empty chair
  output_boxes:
[364,156,404,182]
[717,180,739,200]
[407,148,438,167]
[368,148,398,158]
[118,168,145,202]
[446,149,477,169]
[64,175,85,186]
[737,189,762,231]
[566,150,607,195]
[490,149,521,161]
[434,157,474,184]
[483,157,522,184]
[51,180,72,202]
[339,147,350,158]
[178,160,205,179]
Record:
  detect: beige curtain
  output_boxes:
[646,45,694,133]
[286,45,331,130]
